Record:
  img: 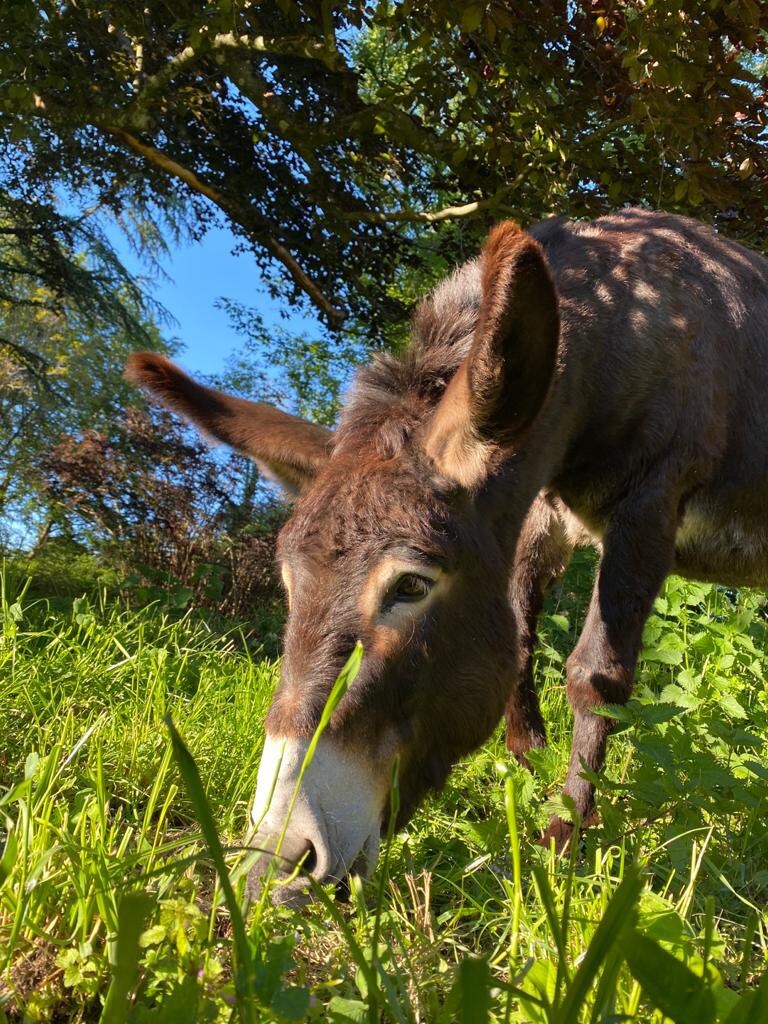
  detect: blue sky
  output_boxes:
[108,222,321,377]
[6,221,315,547]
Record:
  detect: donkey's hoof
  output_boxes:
[505,728,547,770]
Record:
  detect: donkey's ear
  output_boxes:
[422,222,559,488]
[125,353,332,494]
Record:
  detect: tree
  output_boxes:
[0,190,166,361]
[0,232,169,547]
[214,299,365,426]
[2,1,766,335]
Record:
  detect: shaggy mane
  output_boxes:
[334,260,483,458]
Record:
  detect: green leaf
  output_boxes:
[625,931,716,1024]
[592,703,633,722]
[24,752,39,779]
[517,959,555,1024]
[168,585,193,609]
[542,792,579,825]
[328,997,368,1023]
[676,668,701,691]
[0,827,17,884]
[254,938,293,1006]
[635,701,685,725]
[637,893,687,948]
[660,683,698,709]
[549,613,570,633]
[723,971,768,1024]
[0,777,33,808]
[719,692,747,720]
[270,985,311,1020]
[449,957,491,1024]
[643,643,684,665]
[138,924,167,947]
[460,4,484,33]
[688,178,704,206]
[101,890,155,1024]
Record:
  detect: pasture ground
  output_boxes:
[0,554,766,1022]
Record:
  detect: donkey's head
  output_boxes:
[126,222,559,903]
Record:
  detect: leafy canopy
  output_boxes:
[2,1,766,332]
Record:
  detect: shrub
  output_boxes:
[42,406,284,617]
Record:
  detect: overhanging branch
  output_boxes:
[340,177,528,225]
[103,126,345,327]
[125,30,347,122]
[345,197,488,225]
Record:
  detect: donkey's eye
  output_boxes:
[389,573,434,606]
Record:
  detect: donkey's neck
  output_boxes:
[484,349,586,562]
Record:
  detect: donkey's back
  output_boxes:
[530,208,768,586]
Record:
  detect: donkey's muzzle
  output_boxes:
[247,734,385,907]
[245,831,318,904]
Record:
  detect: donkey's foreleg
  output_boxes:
[506,496,573,763]
[542,493,678,850]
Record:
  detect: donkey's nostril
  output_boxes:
[246,832,320,903]
[300,840,317,876]
[273,833,317,876]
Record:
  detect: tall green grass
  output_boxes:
[0,557,766,1021]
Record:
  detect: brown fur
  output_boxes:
[423,223,559,485]
[129,208,768,851]
[124,354,332,492]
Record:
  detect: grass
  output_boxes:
[0,553,766,1022]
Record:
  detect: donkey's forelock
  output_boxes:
[333,260,483,460]
[278,452,460,567]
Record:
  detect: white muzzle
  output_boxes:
[247,735,385,904]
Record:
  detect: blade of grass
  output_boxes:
[165,715,256,1024]
[275,641,363,855]
[100,889,154,1024]
[254,641,364,906]
[531,862,566,964]
[369,755,402,1024]
[553,865,644,1024]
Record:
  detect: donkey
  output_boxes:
[127,208,768,903]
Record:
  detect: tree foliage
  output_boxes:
[43,406,282,616]
[215,299,364,425]
[2,1,766,333]
[0,191,165,354]
[0,218,168,544]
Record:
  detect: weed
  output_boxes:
[0,560,766,1021]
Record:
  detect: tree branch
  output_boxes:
[0,336,52,382]
[339,178,528,225]
[216,54,368,216]
[124,30,348,123]
[0,289,56,311]
[121,30,458,177]
[102,126,345,326]
[209,31,348,73]
[344,197,488,225]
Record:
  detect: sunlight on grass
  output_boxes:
[0,561,766,1021]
